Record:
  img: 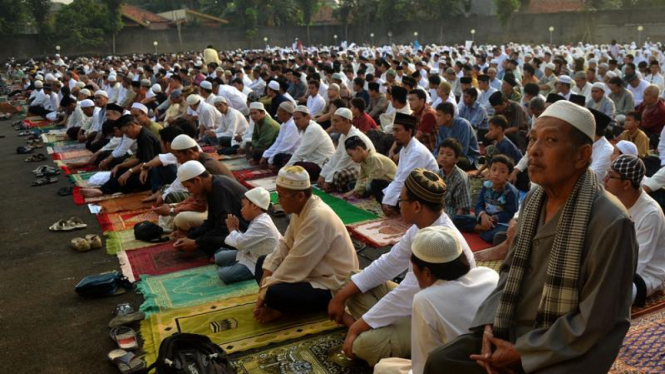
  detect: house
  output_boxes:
[157,9,229,27]
[121,4,172,30]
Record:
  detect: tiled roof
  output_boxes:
[121,4,171,27]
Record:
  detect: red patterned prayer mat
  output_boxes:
[122,243,210,281]
[347,217,411,248]
[232,168,274,183]
[97,209,160,232]
[462,232,493,252]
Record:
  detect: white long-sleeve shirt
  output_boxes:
[642,166,665,191]
[351,214,477,329]
[319,126,375,184]
[225,213,282,275]
[262,117,302,164]
[286,121,335,168]
[215,106,248,139]
[218,85,249,115]
[66,105,84,129]
[306,94,326,117]
[196,101,221,130]
[590,136,614,182]
[628,190,665,296]
[382,138,438,207]
[159,153,187,197]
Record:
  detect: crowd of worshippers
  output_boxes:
[8,40,665,373]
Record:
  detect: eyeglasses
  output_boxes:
[397,198,415,205]
[276,191,298,200]
[603,171,625,181]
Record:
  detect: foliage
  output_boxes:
[494,0,519,25]
[52,0,113,48]
[0,0,28,34]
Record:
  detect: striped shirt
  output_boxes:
[439,165,472,218]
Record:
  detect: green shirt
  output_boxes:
[146,120,163,137]
[252,115,280,150]
[354,151,397,194]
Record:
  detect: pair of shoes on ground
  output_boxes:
[50,217,87,231]
[108,310,145,374]
[70,235,102,252]
[32,165,60,186]
[24,153,46,162]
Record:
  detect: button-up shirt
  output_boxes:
[458,101,489,130]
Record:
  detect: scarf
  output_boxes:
[493,169,597,339]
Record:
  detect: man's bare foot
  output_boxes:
[80,188,103,198]
[341,312,356,328]
[255,306,282,323]
[142,192,158,203]
[474,241,509,262]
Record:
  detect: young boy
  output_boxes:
[342,135,397,203]
[436,138,472,219]
[618,111,650,157]
[453,154,519,244]
[473,115,523,177]
[215,187,282,283]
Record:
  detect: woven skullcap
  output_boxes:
[79,99,95,108]
[405,168,446,205]
[329,83,340,91]
[245,187,271,210]
[249,102,265,111]
[279,101,295,114]
[615,140,638,157]
[131,102,148,114]
[574,71,586,79]
[213,96,227,105]
[34,80,43,88]
[294,105,309,114]
[171,134,198,150]
[412,226,462,264]
[170,89,182,99]
[545,62,556,71]
[276,165,311,190]
[80,88,91,97]
[94,90,108,98]
[611,154,646,187]
[334,107,353,121]
[75,81,85,88]
[558,75,572,85]
[177,160,206,182]
[540,100,595,141]
[268,80,280,91]
[591,82,606,91]
[186,94,201,106]
[332,72,345,80]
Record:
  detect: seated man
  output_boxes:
[173,161,248,257]
[254,166,359,323]
[424,100,637,374]
[208,96,248,147]
[260,101,302,170]
[342,135,397,203]
[434,102,480,171]
[318,108,376,192]
[242,102,280,163]
[604,155,665,307]
[328,169,476,366]
[285,106,336,181]
[374,226,499,374]
[81,114,162,197]
[381,113,438,217]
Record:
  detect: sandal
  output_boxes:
[108,349,146,374]
[34,166,61,177]
[24,153,46,162]
[110,326,139,350]
[16,145,33,154]
[57,186,73,196]
[70,237,91,251]
[85,234,102,249]
[109,312,145,328]
[32,177,58,186]
[67,217,87,229]
[50,219,80,232]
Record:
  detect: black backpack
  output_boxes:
[138,333,235,374]
[134,221,169,243]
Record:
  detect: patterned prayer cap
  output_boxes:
[276,166,311,190]
[611,154,645,187]
[412,226,462,264]
[405,168,446,204]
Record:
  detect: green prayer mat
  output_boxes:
[136,265,258,317]
[140,294,339,365]
[231,330,371,374]
[477,260,502,272]
[70,171,96,187]
[270,188,377,225]
[105,228,166,255]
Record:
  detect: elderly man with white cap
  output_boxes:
[285,105,335,181]
[260,101,302,169]
[424,100,638,374]
[585,82,616,119]
[374,226,498,374]
[254,165,359,324]
[317,107,376,192]
[241,102,280,163]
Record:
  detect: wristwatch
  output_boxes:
[128,168,133,174]
[141,162,149,171]
[169,205,176,216]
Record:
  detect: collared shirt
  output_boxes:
[609,88,636,115]
[251,115,280,150]
[618,129,649,158]
[439,165,472,218]
[586,96,616,119]
[501,101,529,132]
[306,93,326,117]
[351,213,476,329]
[572,82,593,101]
[225,213,282,275]
[286,121,335,167]
[591,136,614,181]
[320,126,376,183]
[628,79,650,106]
[435,117,480,163]
[353,151,397,195]
[215,106,248,139]
[218,85,249,115]
[262,117,301,164]
[195,101,220,130]
[628,190,665,296]
[645,73,665,90]
[382,138,438,206]
[478,87,498,116]
[458,101,489,130]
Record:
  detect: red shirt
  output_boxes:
[637,98,665,135]
[414,104,438,150]
[353,112,378,133]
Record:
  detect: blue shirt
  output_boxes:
[494,137,523,164]
[435,117,480,164]
[475,181,519,224]
[458,101,489,130]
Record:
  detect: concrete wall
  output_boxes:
[5,7,665,61]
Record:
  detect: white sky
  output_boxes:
[53,0,73,4]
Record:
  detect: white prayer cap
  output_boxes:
[294,105,309,114]
[249,102,265,112]
[80,88,91,97]
[334,107,353,121]
[34,80,43,89]
[276,165,311,190]
[80,99,95,108]
[107,74,116,82]
[588,58,598,64]
[35,74,44,81]
[215,67,224,72]
[171,134,198,151]
[267,81,280,91]
[45,73,56,81]
[131,102,148,114]
[75,81,85,88]
[412,226,462,264]
[490,59,499,64]
[591,82,606,92]
[200,80,213,90]
[545,63,556,71]
[605,71,617,78]
[558,75,572,85]
[279,101,295,114]
[615,140,638,157]
[430,68,439,75]
[328,83,340,92]
[245,187,271,210]
[540,100,595,141]
[213,96,227,105]
[94,90,108,98]
[151,84,162,93]
[177,160,206,182]
[186,94,201,106]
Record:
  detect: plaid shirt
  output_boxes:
[439,165,472,218]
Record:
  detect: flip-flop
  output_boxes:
[107,349,146,374]
[16,146,33,154]
[50,219,77,231]
[67,217,87,229]
[70,237,91,251]
[35,167,61,177]
[24,153,46,162]
[110,326,139,350]
[85,234,102,249]
[32,177,57,186]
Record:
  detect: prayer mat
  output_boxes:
[269,189,378,225]
[200,145,218,153]
[217,154,244,161]
[97,209,159,232]
[22,118,54,128]
[105,228,169,255]
[246,176,278,191]
[98,191,152,213]
[135,265,257,316]
[347,217,411,248]
[462,232,493,252]
[222,157,252,171]
[632,291,665,319]
[477,260,503,272]
[69,171,97,187]
[140,294,338,366]
[119,243,211,283]
[51,143,87,153]
[609,308,665,373]
[40,132,68,144]
[329,192,384,217]
[52,149,92,160]
[231,330,371,374]
[233,168,274,183]
[54,156,90,167]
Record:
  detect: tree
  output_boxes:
[26,0,52,37]
[0,0,28,35]
[53,0,111,48]
[494,0,519,26]
[295,0,318,44]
